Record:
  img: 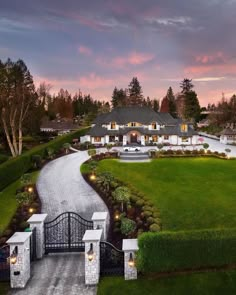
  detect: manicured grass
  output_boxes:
[98,271,236,295]
[0,171,39,234]
[98,158,236,231]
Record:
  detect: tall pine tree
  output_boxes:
[166,87,176,117]
[127,77,143,106]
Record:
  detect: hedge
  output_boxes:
[137,228,236,273]
[0,154,9,164]
[0,127,89,191]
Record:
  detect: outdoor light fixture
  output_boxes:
[28,186,34,193]
[114,213,120,221]
[87,243,94,262]
[28,207,34,214]
[128,253,135,267]
[90,173,96,181]
[10,246,18,265]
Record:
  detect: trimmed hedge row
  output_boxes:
[137,228,236,273]
[0,127,89,191]
[0,154,9,164]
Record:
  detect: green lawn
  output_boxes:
[98,158,236,231]
[0,171,39,234]
[98,271,236,295]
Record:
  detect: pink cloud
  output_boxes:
[78,73,114,89]
[195,52,225,65]
[96,51,155,68]
[78,45,92,56]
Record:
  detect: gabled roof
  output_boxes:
[220,128,236,135]
[93,106,176,125]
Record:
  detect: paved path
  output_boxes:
[11,151,109,295]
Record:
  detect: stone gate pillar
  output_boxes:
[122,239,139,280]
[82,229,102,285]
[27,214,48,259]
[91,212,108,240]
[7,232,32,288]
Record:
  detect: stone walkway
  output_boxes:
[11,151,109,295]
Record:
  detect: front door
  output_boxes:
[130,133,137,143]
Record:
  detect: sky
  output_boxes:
[1,0,236,106]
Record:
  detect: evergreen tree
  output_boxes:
[153,99,159,112]
[180,78,194,93]
[166,87,176,117]
[111,87,127,108]
[127,77,143,106]
[184,91,201,122]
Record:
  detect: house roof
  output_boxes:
[93,106,177,125]
[40,120,79,131]
[220,128,236,135]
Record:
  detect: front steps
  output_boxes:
[119,152,150,162]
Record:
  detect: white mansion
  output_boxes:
[81,106,198,146]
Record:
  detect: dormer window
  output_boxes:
[111,122,116,129]
[181,124,188,132]
[151,122,157,130]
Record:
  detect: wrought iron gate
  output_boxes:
[30,227,37,262]
[44,212,93,254]
[0,245,10,282]
[100,241,124,276]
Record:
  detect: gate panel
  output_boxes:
[44,212,93,253]
[0,245,10,282]
[100,241,124,276]
[30,227,37,262]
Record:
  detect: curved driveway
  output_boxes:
[37,151,109,221]
[11,151,108,295]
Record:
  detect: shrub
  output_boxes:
[88,149,96,157]
[137,228,236,273]
[175,150,183,155]
[120,217,136,235]
[143,211,153,218]
[0,128,89,191]
[147,217,155,225]
[31,154,42,169]
[136,199,145,207]
[16,192,33,205]
[0,154,9,165]
[149,224,160,232]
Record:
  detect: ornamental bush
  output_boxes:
[120,217,136,235]
[137,228,236,273]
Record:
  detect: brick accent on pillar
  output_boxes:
[91,212,108,240]
[7,232,32,288]
[122,239,139,280]
[82,229,102,285]
[27,214,48,259]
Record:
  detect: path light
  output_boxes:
[114,213,120,221]
[10,246,18,265]
[28,207,34,214]
[28,186,34,193]
[87,243,94,261]
[90,173,96,181]
[128,253,135,267]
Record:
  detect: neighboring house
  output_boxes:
[81,106,198,146]
[220,128,236,144]
[197,118,210,128]
[40,120,79,135]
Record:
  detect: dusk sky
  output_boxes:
[1,0,236,106]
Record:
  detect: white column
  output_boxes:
[123,135,127,146]
[141,135,145,146]
[92,212,108,240]
[7,232,32,288]
[82,229,102,285]
[122,239,139,280]
[27,214,48,259]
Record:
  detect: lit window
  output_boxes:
[181,124,188,132]
[151,122,157,129]
[94,137,101,142]
[111,122,116,129]
[152,135,158,142]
